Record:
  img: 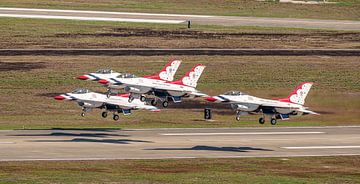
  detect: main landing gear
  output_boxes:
[101,111,108,118]
[148,98,169,108]
[270,117,277,125]
[258,117,265,124]
[235,111,241,121]
[113,114,119,121]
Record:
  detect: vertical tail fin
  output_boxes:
[170,64,206,88]
[278,82,313,105]
[145,59,182,81]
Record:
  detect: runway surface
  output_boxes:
[0,7,360,30]
[1,49,360,56]
[0,126,359,161]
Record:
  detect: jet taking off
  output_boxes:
[54,88,159,121]
[206,82,318,125]
[99,64,207,107]
[78,59,182,83]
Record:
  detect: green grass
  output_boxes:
[0,156,359,183]
[0,55,359,129]
[1,17,360,49]
[0,0,359,20]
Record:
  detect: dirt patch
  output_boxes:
[0,62,46,71]
[55,28,360,42]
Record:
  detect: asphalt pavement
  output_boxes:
[0,126,359,161]
[0,7,359,30]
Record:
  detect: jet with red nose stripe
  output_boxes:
[206,82,318,125]
[99,64,207,107]
[54,88,159,121]
[77,59,182,85]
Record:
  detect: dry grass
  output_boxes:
[1,18,360,49]
[0,55,359,129]
[0,156,359,183]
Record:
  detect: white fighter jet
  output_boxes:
[77,59,182,83]
[98,64,207,107]
[54,88,159,121]
[205,82,318,125]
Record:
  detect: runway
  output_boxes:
[1,7,360,30]
[0,126,359,161]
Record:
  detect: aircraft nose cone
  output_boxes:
[98,79,109,84]
[54,95,65,100]
[77,75,89,80]
[205,97,217,102]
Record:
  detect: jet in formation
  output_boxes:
[97,64,207,107]
[206,82,318,125]
[54,88,159,121]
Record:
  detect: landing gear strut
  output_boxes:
[151,99,157,106]
[128,95,134,103]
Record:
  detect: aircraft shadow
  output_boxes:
[31,138,152,144]
[147,145,273,152]
[10,132,129,138]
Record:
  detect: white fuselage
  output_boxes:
[219,94,305,114]
[108,77,197,96]
[85,72,121,81]
[63,92,156,110]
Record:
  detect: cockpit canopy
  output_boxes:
[116,73,136,78]
[223,91,247,96]
[72,88,90,94]
[95,69,113,74]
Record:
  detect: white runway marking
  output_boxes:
[282,146,360,149]
[0,7,213,18]
[161,132,325,136]
[0,14,185,24]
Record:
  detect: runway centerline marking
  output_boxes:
[282,146,360,149]
[0,14,185,24]
[161,132,325,136]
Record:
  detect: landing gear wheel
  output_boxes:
[106,92,111,98]
[140,95,146,102]
[128,96,134,103]
[236,115,241,121]
[151,99,157,106]
[101,111,108,118]
[270,118,277,125]
[162,101,169,108]
[113,114,120,121]
[81,112,85,117]
[259,117,265,124]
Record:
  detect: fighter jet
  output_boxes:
[54,88,159,121]
[205,82,318,125]
[98,64,207,107]
[77,59,182,83]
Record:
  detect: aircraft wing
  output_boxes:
[190,91,209,97]
[260,102,290,108]
[298,109,319,115]
[105,100,160,112]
